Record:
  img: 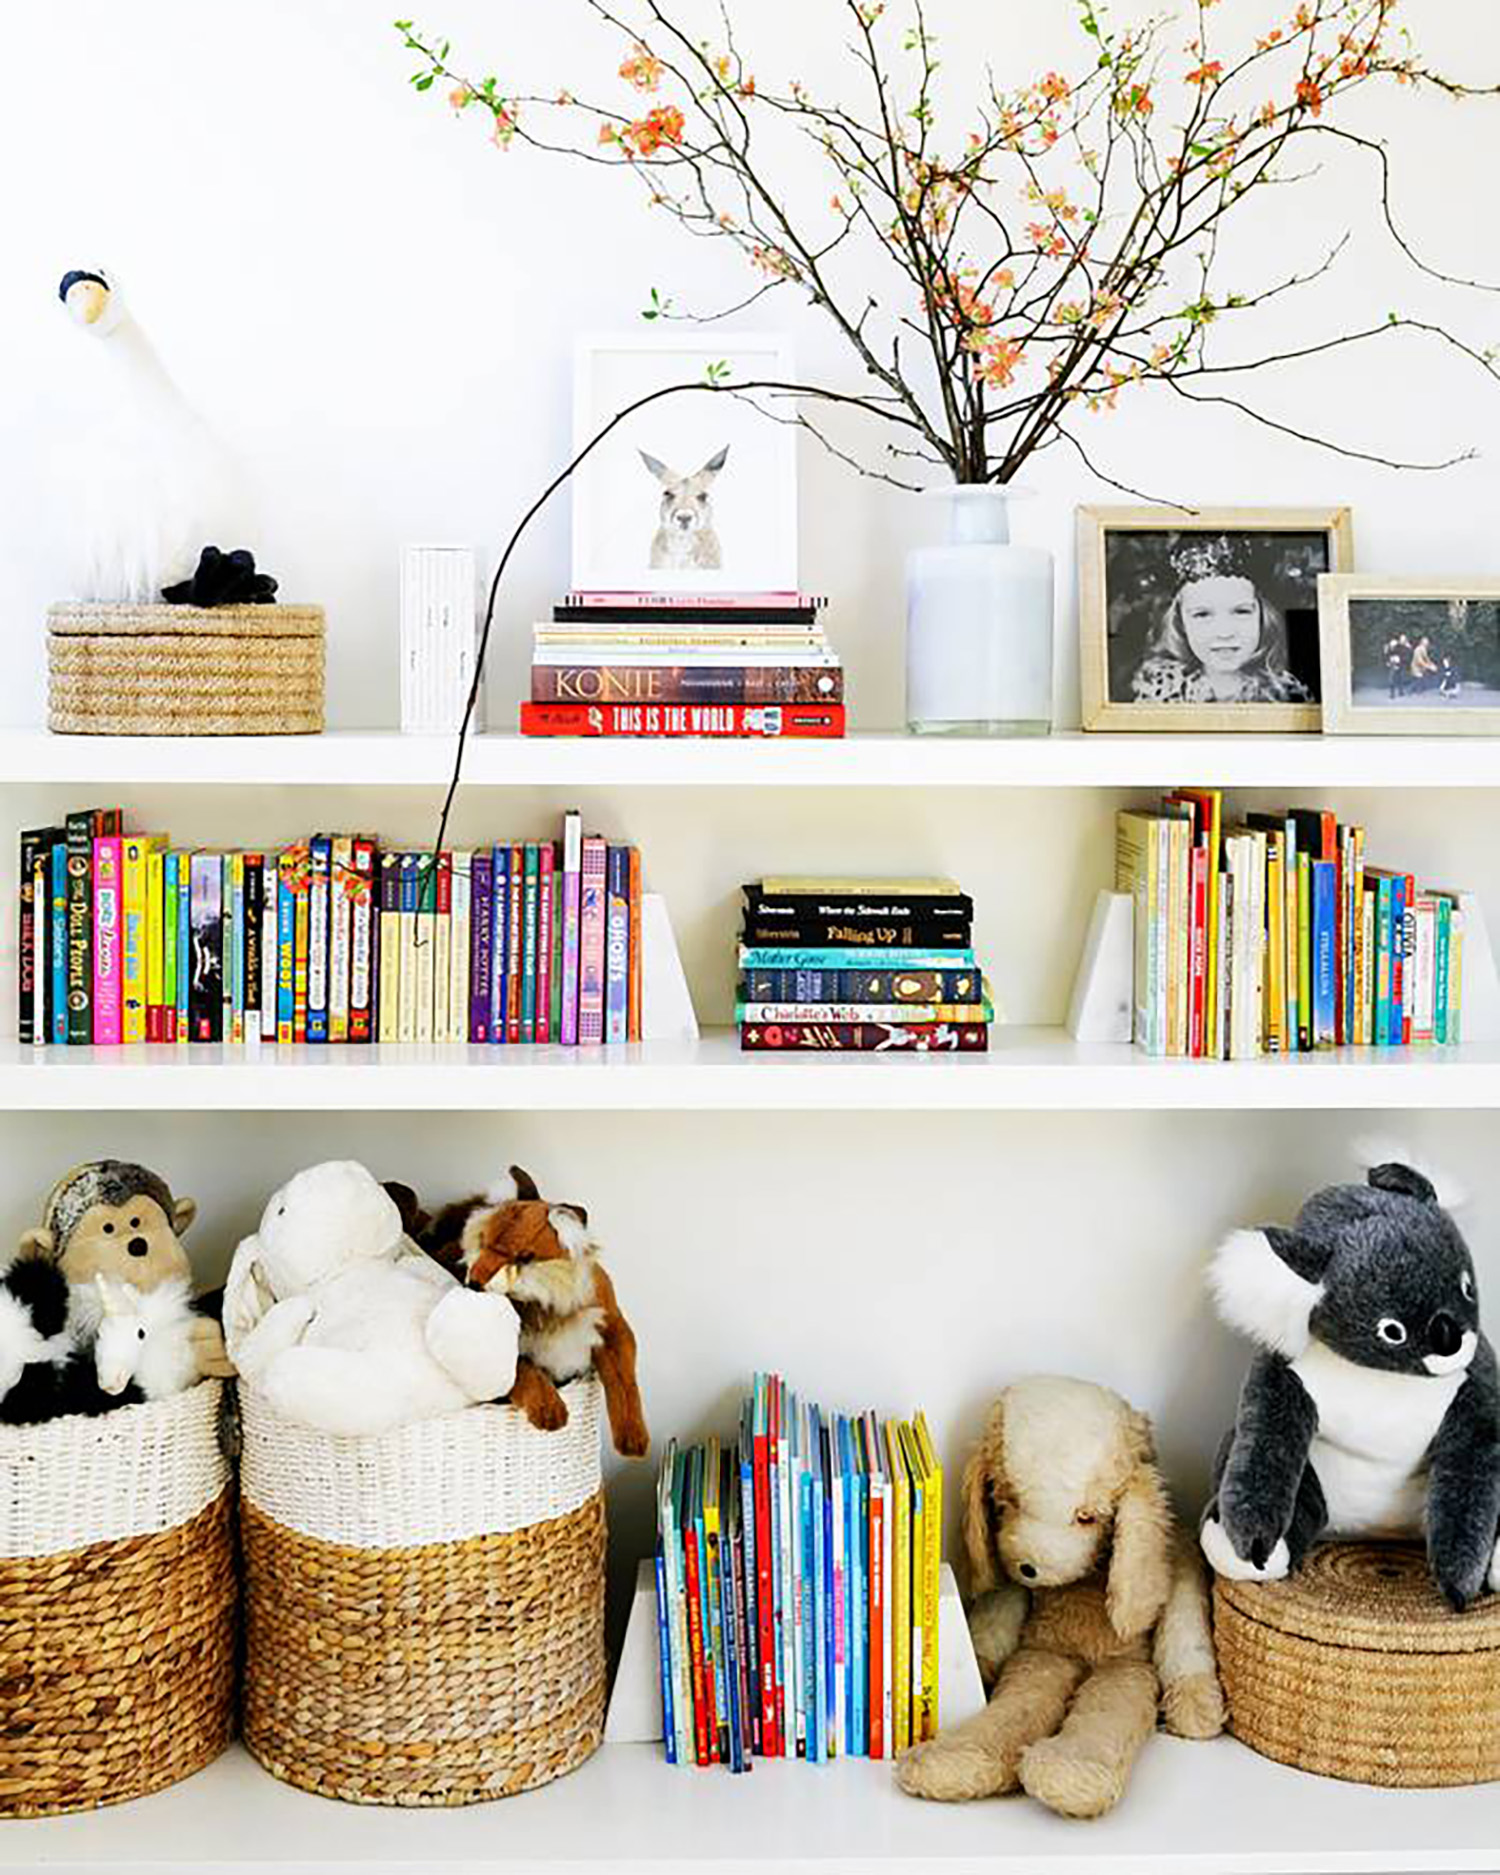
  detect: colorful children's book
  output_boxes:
[578,835,609,1046]
[560,811,584,1046]
[92,834,123,1047]
[605,845,630,1043]
[188,852,224,1043]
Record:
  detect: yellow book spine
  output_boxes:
[121,836,148,1043]
[901,1422,925,1746]
[886,1419,912,1755]
[914,1412,942,1740]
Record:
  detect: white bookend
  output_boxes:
[604,1557,985,1746]
[1066,888,1134,1045]
[1456,891,1500,1043]
[399,544,482,734]
[640,891,698,1042]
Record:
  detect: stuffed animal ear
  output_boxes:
[1367,1162,1439,1205]
[548,1205,592,1256]
[172,1196,197,1237]
[961,1405,1008,1598]
[16,1226,55,1262]
[1209,1226,1328,1358]
[510,1166,541,1204]
[383,1181,429,1239]
[1106,1456,1173,1641]
[222,1237,272,1360]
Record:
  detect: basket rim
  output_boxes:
[0,1375,223,1456]
[48,602,325,639]
[1213,1543,1500,1654]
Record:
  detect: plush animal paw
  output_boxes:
[1200,1516,1289,1583]
[895,1735,1017,1802]
[424,1288,519,1402]
[1019,1736,1126,1820]
[1161,1671,1227,1740]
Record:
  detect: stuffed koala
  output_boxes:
[1201,1161,1500,1610]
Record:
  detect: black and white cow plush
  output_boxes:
[0,1255,139,1424]
[1201,1162,1500,1611]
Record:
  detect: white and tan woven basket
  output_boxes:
[238,1379,608,1805]
[0,1383,237,1816]
[48,601,325,735]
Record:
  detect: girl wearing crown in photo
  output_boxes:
[1129,537,1314,705]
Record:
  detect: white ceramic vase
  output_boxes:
[905,484,1054,736]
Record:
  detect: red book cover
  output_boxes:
[868,1422,886,1760]
[753,1403,777,1755]
[535,843,555,1044]
[770,1379,786,1755]
[1402,871,1416,1043]
[682,1520,712,1769]
[1188,843,1208,1059]
[507,844,523,1045]
[519,701,845,739]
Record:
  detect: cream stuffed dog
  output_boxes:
[224,1160,520,1435]
[896,1376,1224,1820]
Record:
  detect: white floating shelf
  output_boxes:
[4,729,1500,790]
[0,1738,1492,1873]
[6,1029,1500,1111]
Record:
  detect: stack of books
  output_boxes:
[737,876,991,1052]
[19,810,644,1048]
[653,1374,942,1771]
[520,591,845,739]
[1115,790,1473,1058]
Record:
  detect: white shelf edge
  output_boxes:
[4,729,1500,789]
[4,1028,1500,1111]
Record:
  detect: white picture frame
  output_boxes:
[1318,574,1500,734]
[570,331,799,596]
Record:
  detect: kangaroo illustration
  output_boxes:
[641,446,729,571]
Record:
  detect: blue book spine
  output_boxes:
[801,1462,818,1763]
[719,1497,742,1772]
[605,845,630,1043]
[491,845,509,1044]
[740,945,977,972]
[1392,873,1409,1042]
[1312,860,1337,1048]
[49,844,68,1044]
[811,1425,827,1764]
[654,1542,677,1764]
[1376,877,1394,1046]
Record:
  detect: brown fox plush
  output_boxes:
[411,1167,649,1458]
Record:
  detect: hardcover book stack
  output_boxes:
[19,810,645,1049]
[1115,789,1473,1059]
[738,876,991,1052]
[653,1374,943,1771]
[520,592,845,739]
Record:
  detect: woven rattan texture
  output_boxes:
[47,603,324,735]
[0,1382,229,1559]
[0,1492,237,1816]
[239,1381,603,1548]
[1214,1542,1500,1787]
[240,1491,607,1805]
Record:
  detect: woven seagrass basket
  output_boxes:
[1214,1541,1500,1787]
[47,602,325,735]
[238,1377,607,1806]
[0,1382,237,1817]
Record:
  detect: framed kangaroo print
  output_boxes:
[570,333,799,595]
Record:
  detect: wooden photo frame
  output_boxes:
[1318,575,1500,735]
[1078,506,1353,732]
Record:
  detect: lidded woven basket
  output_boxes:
[47,602,325,736]
[0,1382,237,1817]
[1214,1541,1500,1787]
[238,1378,607,1806]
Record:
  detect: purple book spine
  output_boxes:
[470,850,494,1042]
[560,810,583,1046]
[578,836,608,1046]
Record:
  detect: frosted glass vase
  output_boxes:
[905,484,1054,736]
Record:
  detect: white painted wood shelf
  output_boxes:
[7,729,1500,789]
[6,1028,1500,1110]
[1,1739,1494,1874]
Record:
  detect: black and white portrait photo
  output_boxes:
[1318,578,1500,734]
[1079,508,1352,732]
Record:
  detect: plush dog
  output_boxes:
[419,1166,649,1458]
[21,1160,232,1379]
[1201,1160,1500,1610]
[896,1376,1224,1820]
[224,1160,521,1436]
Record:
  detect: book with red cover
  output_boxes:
[740,1021,988,1052]
[520,701,844,739]
[753,1383,778,1755]
[866,1416,886,1760]
[682,1469,712,1769]
[1188,842,1208,1059]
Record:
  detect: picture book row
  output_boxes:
[521,591,846,739]
[737,876,991,1052]
[654,1374,943,1772]
[1115,791,1474,1059]
[18,811,644,1048]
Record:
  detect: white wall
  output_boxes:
[2,1,1499,730]
[4,2,1500,1629]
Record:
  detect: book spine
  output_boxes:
[48,845,67,1045]
[277,849,301,1044]
[739,1022,987,1052]
[506,844,524,1044]
[682,1515,711,1769]
[800,1456,816,1762]
[742,917,971,950]
[888,1424,911,1755]
[292,847,310,1044]
[448,852,471,1044]
[119,836,147,1044]
[488,845,508,1044]
[306,837,331,1043]
[162,849,180,1043]
[521,843,540,1044]
[559,811,584,1045]
[737,1434,761,1759]
[531,665,844,705]
[738,1001,989,1024]
[470,851,494,1042]
[1375,876,1393,1045]
[627,846,643,1043]
[241,856,262,1045]
[1188,842,1208,1059]
[535,844,555,1044]
[917,1422,941,1741]
[91,836,123,1046]
[325,837,350,1043]
[520,701,845,738]
[753,1413,777,1754]
[1400,873,1416,1044]
[605,845,630,1044]
[1312,860,1337,1047]
[868,1446,885,1759]
[176,852,192,1044]
[1435,896,1453,1045]
[377,853,401,1043]
[348,840,376,1042]
[31,854,48,1045]
[653,1542,676,1766]
[188,853,223,1042]
[396,854,417,1043]
[433,851,452,1045]
[64,812,95,1045]
[1296,852,1312,1052]
[578,836,608,1045]
[413,853,436,1045]
[227,852,244,1044]
[18,830,43,1045]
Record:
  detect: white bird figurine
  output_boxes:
[58,268,243,603]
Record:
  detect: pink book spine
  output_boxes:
[92,835,124,1047]
[536,842,556,1044]
[578,835,608,1046]
[560,811,583,1046]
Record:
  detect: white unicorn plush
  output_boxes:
[88,1272,203,1401]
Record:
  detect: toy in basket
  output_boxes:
[231,1158,647,1804]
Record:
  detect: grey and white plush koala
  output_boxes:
[1200,1161,1500,1611]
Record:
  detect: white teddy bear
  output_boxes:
[224,1159,520,1435]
